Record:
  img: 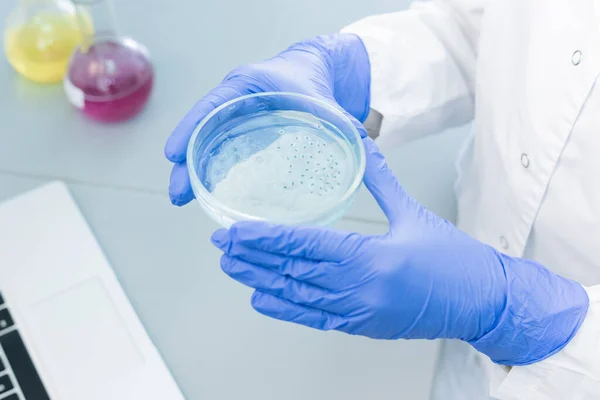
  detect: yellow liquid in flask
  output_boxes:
[4,12,84,83]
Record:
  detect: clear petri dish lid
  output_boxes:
[187,92,366,227]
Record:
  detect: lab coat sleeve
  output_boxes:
[341,0,488,148]
[490,285,600,400]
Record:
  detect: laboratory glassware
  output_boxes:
[64,0,154,122]
[4,0,85,83]
[187,92,366,228]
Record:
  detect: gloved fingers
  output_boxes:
[221,255,348,314]
[169,162,195,206]
[212,221,363,262]
[164,82,248,163]
[362,137,414,231]
[290,33,371,123]
[342,108,369,139]
[215,244,351,291]
[251,291,351,332]
[318,97,369,140]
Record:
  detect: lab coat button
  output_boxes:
[500,236,509,250]
[572,50,582,65]
[521,153,530,168]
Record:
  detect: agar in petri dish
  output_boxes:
[207,112,354,221]
[188,92,365,228]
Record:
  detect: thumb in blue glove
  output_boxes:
[211,137,589,366]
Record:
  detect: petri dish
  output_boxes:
[187,92,366,228]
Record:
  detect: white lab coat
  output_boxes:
[343,1,600,399]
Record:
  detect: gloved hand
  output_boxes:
[211,137,590,366]
[164,33,370,206]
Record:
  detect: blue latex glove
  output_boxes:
[211,137,589,366]
[164,33,370,206]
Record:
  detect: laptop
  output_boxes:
[0,181,184,400]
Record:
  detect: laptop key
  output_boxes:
[0,373,14,395]
[0,357,4,372]
[0,309,14,332]
[2,395,18,400]
[1,330,50,400]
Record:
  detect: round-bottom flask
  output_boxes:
[64,34,154,122]
[3,0,84,83]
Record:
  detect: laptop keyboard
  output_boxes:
[0,292,50,400]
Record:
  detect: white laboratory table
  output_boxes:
[0,0,470,398]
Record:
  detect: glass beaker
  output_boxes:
[64,0,154,123]
[3,0,85,83]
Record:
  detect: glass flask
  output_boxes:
[64,0,154,123]
[3,0,85,83]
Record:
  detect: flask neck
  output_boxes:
[73,0,118,41]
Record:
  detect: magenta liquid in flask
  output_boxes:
[64,0,154,122]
